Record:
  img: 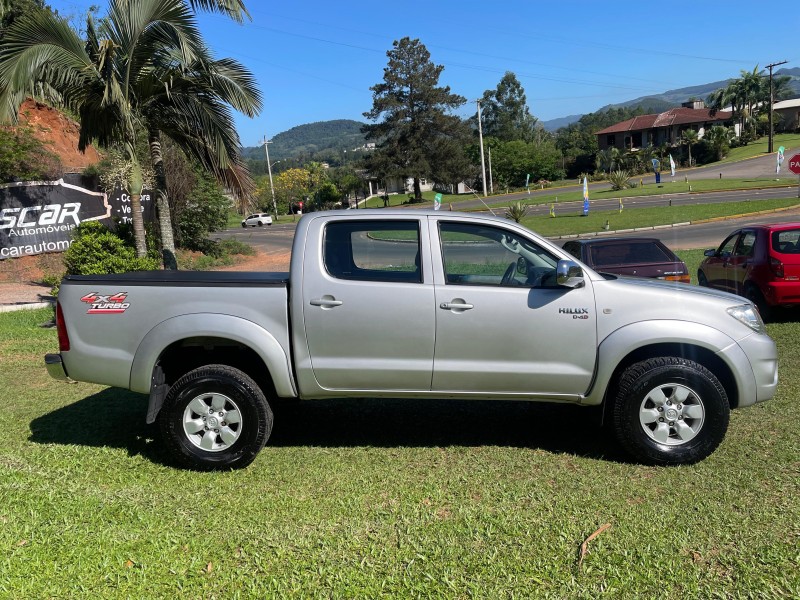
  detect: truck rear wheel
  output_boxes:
[611,357,729,465]
[159,365,272,470]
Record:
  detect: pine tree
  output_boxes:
[363,37,467,201]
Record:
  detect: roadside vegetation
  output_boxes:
[1,306,798,597]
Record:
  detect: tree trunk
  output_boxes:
[413,177,422,202]
[148,130,177,269]
[130,192,147,257]
[127,158,148,258]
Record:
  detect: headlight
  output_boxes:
[727,304,766,334]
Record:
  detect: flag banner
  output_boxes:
[525,174,530,187]
[669,154,676,177]
[434,193,442,211]
[651,158,660,174]
[777,146,785,174]
[582,177,589,216]
[550,203,555,218]
[619,198,623,213]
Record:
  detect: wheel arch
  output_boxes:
[586,321,745,412]
[130,314,297,422]
[602,342,738,413]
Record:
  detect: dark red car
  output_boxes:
[698,223,800,319]
[562,237,690,283]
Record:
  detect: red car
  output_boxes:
[698,223,800,319]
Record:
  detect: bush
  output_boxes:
[505,202,529,223]
[176,172,230,250]
[63,221,160,277]
[608,170,632,191]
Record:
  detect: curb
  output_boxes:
[0,301,54,313]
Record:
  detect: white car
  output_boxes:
[242,213,273,227]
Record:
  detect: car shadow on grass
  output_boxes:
[29,391,631,464]
[28,389,167,465]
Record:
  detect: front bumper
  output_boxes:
[45,353,69,381]
[734,333,779,406]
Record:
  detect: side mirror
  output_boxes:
[556,259,584,288]
[703,249,716,257]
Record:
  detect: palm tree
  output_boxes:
[0,0,261,259]
[681,129,699,167]
[706,125,733,161]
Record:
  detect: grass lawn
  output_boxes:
[522,198,800,237]
[2,300,799,596]
[712,132,800,164]
[487,177,799,210]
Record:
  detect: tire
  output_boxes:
[241,223,247,228]
[697,270,708,287]
[745,284,771,322]
[159,365,272,470]
[611,357,729,465]
[257,221,263,226]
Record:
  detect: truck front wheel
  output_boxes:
[159,365,273,470]
[611,357,729,465]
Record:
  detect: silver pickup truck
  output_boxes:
[45,210,778,469]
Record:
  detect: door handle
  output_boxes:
[310,296,343,308]
[440,301,474,311]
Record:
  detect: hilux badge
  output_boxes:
[559,307,589,319]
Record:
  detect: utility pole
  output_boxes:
[476,99,488,197]
[766,60,788,154]
[262,135,278,220]
[487,145,494,194]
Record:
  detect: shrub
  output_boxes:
[608,170,632,191]
[63,221,160,277]
[505,202,529,223]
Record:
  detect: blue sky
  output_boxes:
[48,1,798,147]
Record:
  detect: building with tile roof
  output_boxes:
[595,101,735,151]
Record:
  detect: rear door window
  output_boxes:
[323,220,422,283]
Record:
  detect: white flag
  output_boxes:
[669,154,676,177]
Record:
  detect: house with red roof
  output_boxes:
[595,101,735,151]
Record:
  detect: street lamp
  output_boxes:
[262,135,279,220]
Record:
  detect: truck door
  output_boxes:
[301,217,435,392]
[429,219,597,397]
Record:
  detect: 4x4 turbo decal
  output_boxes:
[80,292,130,314]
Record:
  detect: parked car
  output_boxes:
[562,237,690,283]
[698,223,800,319]
[242,213,273,227]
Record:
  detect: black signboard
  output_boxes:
[0,179,155,259]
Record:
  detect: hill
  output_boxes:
[241,119,367,164]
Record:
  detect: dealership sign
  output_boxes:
[1,179,154,259]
